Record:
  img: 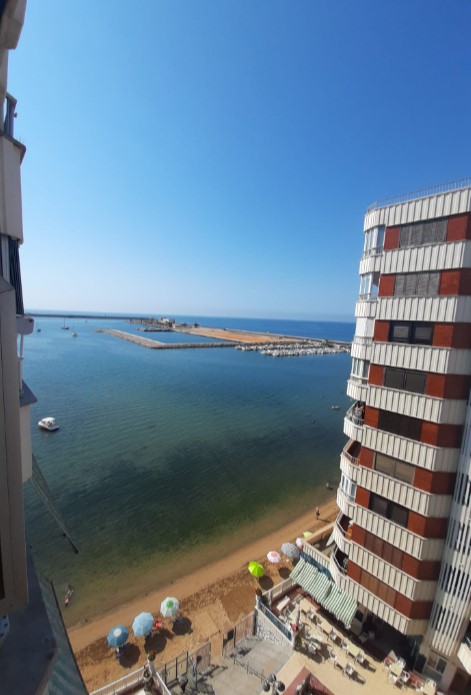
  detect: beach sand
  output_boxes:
[70,498,338,691]
[176,325,296,343]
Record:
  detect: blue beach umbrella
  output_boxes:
[132,612,154,637]
[107,624,129,648]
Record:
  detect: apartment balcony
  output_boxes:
[0,93,26,245]
[377,294,471,324]
[370,341,471,377]
[457,634,471,675]
[382,238,471,276]
[351,338,372,362]
[343,403,364,443]
[355,297,377,319]
[333,513,353,555]
[359,251,382,276]
[347,376,368,403]
[337,487,356,519]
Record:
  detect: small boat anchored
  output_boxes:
[38,417,59,432]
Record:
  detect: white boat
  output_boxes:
[38,417,59,431]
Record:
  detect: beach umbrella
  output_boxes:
[281,542,300,560]
[132,612,154,637]
[295,537,304,549]
[160,596,180,618]
[248,561,265,577]
[107,625,129,648]
[267,551,281,564]
[303,531,313,538]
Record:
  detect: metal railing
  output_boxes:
[345,404,364,427]
[256,602,293,645]
[341,447,359,465]
[366,177,471,212]
[262,576,295,604]
[90,667,145,695]
[362,245,384,257]
[352,335,372,347]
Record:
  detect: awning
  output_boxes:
[322,584,358,628]
[290,558,357,628]
[291,559,332,604]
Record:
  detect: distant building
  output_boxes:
[331,179,471,692]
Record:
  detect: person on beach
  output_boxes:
[316,507,320,520]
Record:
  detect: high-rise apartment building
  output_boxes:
[332,179,471,692]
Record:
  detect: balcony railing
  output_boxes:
[341,447,359,465]
[345,403,364,427]
[3,92,17,138]
[352,335,372,346]
[362,245,384,257]
[366,177,471,212]
[348,373,368,385]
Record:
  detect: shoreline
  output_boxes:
[69,497,337,653]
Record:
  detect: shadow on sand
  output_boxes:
[258,576,274,591]
[172,616,192,636]
[278,567,291,579]
[119,643,140,669]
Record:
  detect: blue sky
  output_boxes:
[10,0,471,320]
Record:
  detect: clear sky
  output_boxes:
[9,0,471,320]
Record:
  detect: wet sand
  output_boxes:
[70,498,338,691]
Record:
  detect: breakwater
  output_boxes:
[96,329,237,349]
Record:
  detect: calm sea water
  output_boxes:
[23,316,354,624]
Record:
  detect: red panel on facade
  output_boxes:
[384,226,400,250]
[347,561,362,583]
[451,323,471,348]
[401,555,441,580]
[439,269,471,296]
[363,406,379,428]
[373,321,389,342]
[421,421,463,448]
[432,324,453,347]
[446,213,471,241]
[355,486,370,508]
[408,512,448,538]
[440,270,461,295]
[394,594,432,619]
[368,364,384,386]
[379,275,395,297]
[351,525,366,545]
[359,447,374,468]
[414,468,456,495]
[426,373,471,400]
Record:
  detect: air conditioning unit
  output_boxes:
[16,315,34,335]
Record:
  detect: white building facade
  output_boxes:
[333,180,471,692]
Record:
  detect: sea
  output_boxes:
[23,315,354,626]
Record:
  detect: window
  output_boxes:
[383,367,427,394]
[351,358,370,380]
[400,219,447,248]
[389,321,434,345]
[374,453,415,484]
[359,272,380,299]
[363,226,385,255]
[378,410,422,441]
[369,493,409,528]
[394,272,440,297]
[340,473,357,501]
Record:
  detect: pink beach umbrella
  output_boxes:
[267,551,281,564]
[295,537,304,549]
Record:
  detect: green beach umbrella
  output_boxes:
[248,561,265,578]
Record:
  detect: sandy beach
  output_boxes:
[176,325,296,343]
[70,498,338,690]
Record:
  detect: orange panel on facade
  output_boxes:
[414,467,456,495]
[384,226,400,250]
[368,364,384,386]
[355,486,370,508]
[373,321,389,342]
[378,275,395,297]
[359,447,374,468]
[446,212,471,241]
[363,406,379,428]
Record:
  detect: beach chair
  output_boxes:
[345,663,355,679]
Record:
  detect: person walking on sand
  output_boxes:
[316,507,320,520]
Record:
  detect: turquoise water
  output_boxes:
[23,317,353,624]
